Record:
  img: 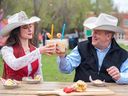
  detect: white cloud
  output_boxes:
[113,0,128,12]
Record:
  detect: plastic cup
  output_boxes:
[56,40,66,53]
[46,40,56,54]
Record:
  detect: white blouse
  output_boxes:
[1,46,42,76]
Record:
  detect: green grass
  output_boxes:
[0,57,3,76]
[119,44,128,50]
[42,54,74,82]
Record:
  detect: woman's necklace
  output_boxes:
[24,48,30,54]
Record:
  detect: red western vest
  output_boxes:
[3,44,39,81]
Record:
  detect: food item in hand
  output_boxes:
[56,33,62,39]
[72,80,87,92]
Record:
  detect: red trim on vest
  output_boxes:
[3,44,39,81]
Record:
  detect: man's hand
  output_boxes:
[56,42,66,57]
[39,43,56,56]
[56,46,66,57]
[106,66,121,81]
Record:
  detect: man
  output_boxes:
[56,13,128,84]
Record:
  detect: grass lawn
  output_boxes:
[119,44,128,50]
[0,44,128,82]
[42,54,75,82]
[0,57,3,77]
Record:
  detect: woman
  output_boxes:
[0,11,56,81]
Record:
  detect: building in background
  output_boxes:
[112,12,128,40]
[119,13,128,40]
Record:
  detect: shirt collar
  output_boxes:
[95,43,111,52]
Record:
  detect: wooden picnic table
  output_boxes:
[0,81,128,96]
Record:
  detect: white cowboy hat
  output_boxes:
[0,11,40,36]
[83,13,124,33]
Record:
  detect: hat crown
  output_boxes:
[8,11,28,24]
[83,13,124,33]
[95,13,118,27]
[0,11,40,36]
[83,17,97,26]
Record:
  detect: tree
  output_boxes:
[33,0,42,47]
[91,0,113,15]
[0,0,115,37]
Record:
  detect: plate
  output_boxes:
[91,81,106,87]
[3,83,18,89]
[0,78,20,89]
[22,77,41,84]
[89,76,106,87]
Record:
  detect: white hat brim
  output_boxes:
[94,25,124,33]
[0,16,40,36]
[83,16,124,33]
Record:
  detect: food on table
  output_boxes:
[22,76,31,80]
[63,80,87,93]
[56,33,62,39]
[91,79,105,87]
[72,80,87,92]
[0,78,6,84]
[4,79,15,86]
[22,75,42,84]
[23,75,42,81]
[63,87,75,93]
[34,75,42,80]
[1,78,19,89]
[92,79,104,84]
[89,75,105,86]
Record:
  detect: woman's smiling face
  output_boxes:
[20,23,34,39]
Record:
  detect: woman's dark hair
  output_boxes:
[6,27,20,46]
[6,27,35,46]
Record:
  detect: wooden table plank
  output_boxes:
[0,82,127,96]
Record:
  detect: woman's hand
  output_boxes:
[39,43,56,56]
